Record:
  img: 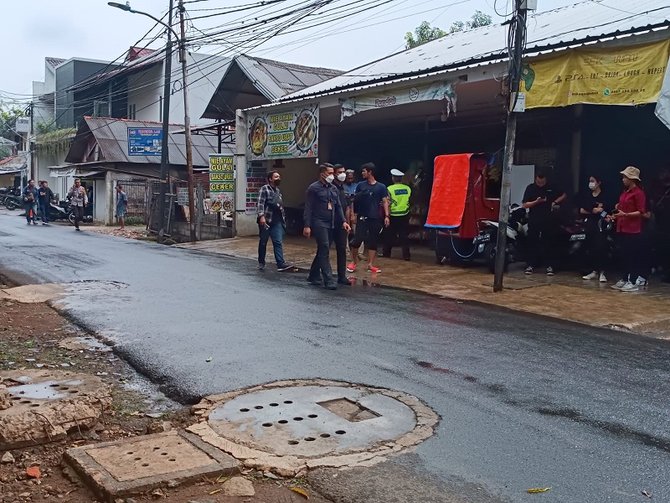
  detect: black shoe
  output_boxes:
[337,278,352,286]
[307,278,321,286]
[324,282,338,290]
[75,227,81,232]
[257,263,266,271]
[277,263,293,272]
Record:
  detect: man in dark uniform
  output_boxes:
[332,164,352,285]
[522,171,567,275]
[303,164,351,290]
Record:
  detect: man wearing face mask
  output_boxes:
[303,164,351,290]
[257,170,292,272]
[331,164,353,285]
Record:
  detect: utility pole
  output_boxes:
[29,101,35,181]
[493,0,529,292]
[157,0,174,243]
[178,0,197,242]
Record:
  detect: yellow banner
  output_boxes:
[522,39,670,109]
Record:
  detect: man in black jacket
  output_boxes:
[303,164,351,290]
[37,181,54,225]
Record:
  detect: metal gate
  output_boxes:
[118,180,148,223]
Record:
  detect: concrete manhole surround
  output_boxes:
[0,370,112,449]
[189,379,439,476]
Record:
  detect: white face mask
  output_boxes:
[336,173,346,182]
[588,182,597,190]
[325,174,335,184]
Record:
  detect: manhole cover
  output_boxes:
[65,431,237,500]
[189,379,439,475]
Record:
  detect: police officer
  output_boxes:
[382,168,412,260]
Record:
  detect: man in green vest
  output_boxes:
[382,169,412,260]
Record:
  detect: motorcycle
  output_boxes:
[47,201,70,222]
[60,197,94,225]
[0,187,22,210]
[475,204,529,273]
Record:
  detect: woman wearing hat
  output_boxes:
[611,166,647,292]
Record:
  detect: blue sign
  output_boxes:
[128,127,163,156]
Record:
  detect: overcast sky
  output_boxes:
[1,0,574,102]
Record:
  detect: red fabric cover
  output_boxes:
[425,154,472,229]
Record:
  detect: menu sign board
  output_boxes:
[209,154,235,213]
[247,105,319,160]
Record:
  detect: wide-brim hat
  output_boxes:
[620,166,641,181]
[390,169,405,176]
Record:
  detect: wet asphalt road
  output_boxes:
[1,212,669,503]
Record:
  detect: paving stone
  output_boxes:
[221,476,255,497]
[64,430,238,500]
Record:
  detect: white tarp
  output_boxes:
[340,81,457,121]
[654,56,670,130]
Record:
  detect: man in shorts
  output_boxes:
[347,163,390,274]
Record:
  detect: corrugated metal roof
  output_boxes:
[235,55,342,101]
[283,0,670,101]
[66,117,230,168]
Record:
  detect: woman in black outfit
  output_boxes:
[580,175,611,283]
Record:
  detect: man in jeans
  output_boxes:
[37,180,54,225]
[257,170,292,271]
[68,178,88,231]
[22,179,39,225]
[303,164,350,290]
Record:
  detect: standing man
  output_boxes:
[68,178,88,232]
[257,170,292,271]
[383,168,412,261]
[303,164,350,290]
[115,184,128,230]
[522,171,567,275]
[37,181,54,226]
[22,179,39,225]
[347,163,390,274]
[332,164,352,285]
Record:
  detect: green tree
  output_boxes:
[0,106,26,142]
[406,11,493,48]
[405,21,447,49]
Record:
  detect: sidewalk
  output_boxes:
[178,236,670,340]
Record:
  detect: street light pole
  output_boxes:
[177,0,196,242]
[493,0,528,292]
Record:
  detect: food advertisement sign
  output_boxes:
[247,105,319,160]
[209,154,235,213]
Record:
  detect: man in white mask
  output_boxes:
[303,164,351,289]
[331,164,353,285]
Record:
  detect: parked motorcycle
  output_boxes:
[475,204,529,273]
[60,197,94,225]
[0,187,21,210]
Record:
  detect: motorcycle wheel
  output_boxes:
[484,243,509,274]
[5,199,18,210]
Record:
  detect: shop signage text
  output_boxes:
[247,105,319,160]
[127,127,162,156]
[523,39,670,108]
[341,81,457,120]
[209,154,235,213]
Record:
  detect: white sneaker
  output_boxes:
[582,271,598,280]
[611,279,626,290]
[599,272,607,283]
[620,281,639,292]
[635,277,647,288]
